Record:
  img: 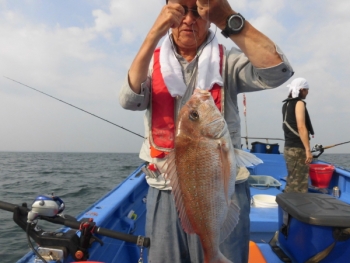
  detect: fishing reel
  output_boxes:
[311,144,324,158]
[27,194,65,223]
[312,144,323,152]
[24,195,100,262]
[1,196,150,263]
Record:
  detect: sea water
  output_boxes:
[0,152,349,263]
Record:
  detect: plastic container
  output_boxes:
[250,142,280,154]
[276,193,350,263]
[252,194,278,208]
[309,164,335,188]
[248,175,282,188]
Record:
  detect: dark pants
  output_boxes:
[284,147,309,193]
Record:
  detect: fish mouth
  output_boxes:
[196,89,210,94]
[194,89,211,101]
[194,89,210,96]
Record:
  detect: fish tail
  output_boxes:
[210,252,233,263]
[216,253,232,263]
[234,148,263,167]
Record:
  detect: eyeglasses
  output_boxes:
[182,5,200,18]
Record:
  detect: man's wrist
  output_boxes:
[218,12,235,30]
[221,13,245,38]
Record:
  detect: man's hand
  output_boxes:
[196,0,234,29]
[151,3,185,37]
[128,2,185,94]
[196,0,284,69]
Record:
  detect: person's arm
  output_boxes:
[196,0,282,68]
[128,3,185,94]
[295,101,313,164]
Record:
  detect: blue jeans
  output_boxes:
[145,180,251,263]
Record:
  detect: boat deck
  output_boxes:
[248,152,350,263]
[249,153,287,243]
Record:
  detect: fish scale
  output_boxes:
[166,89,238,263]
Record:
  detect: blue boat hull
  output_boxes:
[15,151,350,263]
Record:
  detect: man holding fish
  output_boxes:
[119,0,293,262]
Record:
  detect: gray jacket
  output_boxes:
[119,44,293,189]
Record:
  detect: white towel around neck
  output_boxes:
[159,30,223,97]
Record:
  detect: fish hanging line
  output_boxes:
[243,94,249,149]
[3,76,145,139]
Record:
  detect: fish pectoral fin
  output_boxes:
[163,150,176,181]
[234,148,263,167]
[164,150,195,234]
[177,203,195,234]
[220,200,240,243]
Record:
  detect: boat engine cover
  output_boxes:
[276,193,350,263]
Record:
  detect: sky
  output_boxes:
[0,0,349,154]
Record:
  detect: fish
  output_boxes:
[165,89,262,263]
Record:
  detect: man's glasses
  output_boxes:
[182,5,200,18]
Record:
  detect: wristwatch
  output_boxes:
[221,13,245,38]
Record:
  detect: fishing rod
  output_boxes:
[4,76,144,139]
[322,141,350,150]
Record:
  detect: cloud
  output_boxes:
[282,1,350,119]
[91,0,163,43]
[248,0,285,15]
[0,5,124,104]
[0,0,349,153]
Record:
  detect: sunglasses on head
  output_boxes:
[182,5,200,18]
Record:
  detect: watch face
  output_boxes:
[221,13,245,37]
[229,15,244,31]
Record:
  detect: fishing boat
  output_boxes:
[1,141,350,263]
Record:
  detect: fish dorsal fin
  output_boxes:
[234,148,263,167]
[220,200,240,243]
[164,150,195,234]
[218,139,232,205]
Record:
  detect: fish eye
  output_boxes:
[189,110,199,121]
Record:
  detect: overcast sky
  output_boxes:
[0,0,349,154]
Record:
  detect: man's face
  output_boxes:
[170,0,210,50]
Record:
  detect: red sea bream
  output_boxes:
[165,89,262,263]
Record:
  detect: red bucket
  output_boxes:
[309,164,335,188]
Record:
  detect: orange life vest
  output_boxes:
[150,45,224,158]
